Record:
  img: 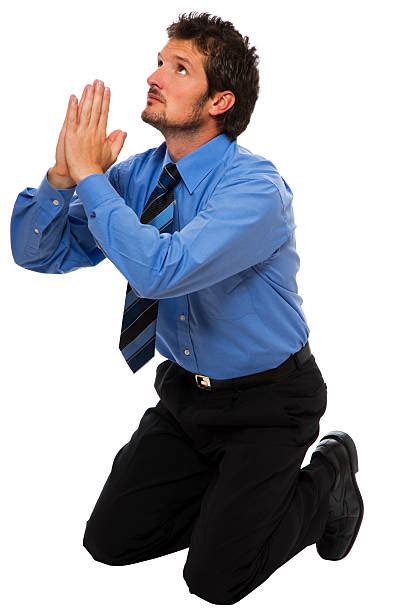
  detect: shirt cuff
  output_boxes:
[76,173,121,218]
[37,172,77,206]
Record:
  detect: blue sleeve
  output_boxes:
[10,165,119,273]
[75,170,292,299]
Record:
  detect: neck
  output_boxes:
[165,127,221,162]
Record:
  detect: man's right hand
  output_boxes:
[48,80,99,189]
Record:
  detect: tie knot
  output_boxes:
[158,162,181,191]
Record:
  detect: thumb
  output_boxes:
[108,129,127,159]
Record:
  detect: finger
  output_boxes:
[78,83,91,123]
[89,80,105,129]
[98,86,110,134]
[67,95,78,130]
[109,130,127,160]
[61,95,71,131]
[80,84,94,126]
[107,129,122,143]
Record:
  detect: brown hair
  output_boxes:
[166,12,260,140]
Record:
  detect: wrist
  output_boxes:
[48,167,76,189]
[74,167,104,184]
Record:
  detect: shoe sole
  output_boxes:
[317,430,364,560]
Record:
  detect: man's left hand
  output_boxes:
[65,79,127,184]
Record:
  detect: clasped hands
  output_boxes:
[64,79,127,184]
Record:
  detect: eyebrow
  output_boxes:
[157,52,193,67]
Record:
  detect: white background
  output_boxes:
[1,0,404,609]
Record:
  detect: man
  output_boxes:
[10,11,363,606]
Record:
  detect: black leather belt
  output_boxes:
[186,341,312,391]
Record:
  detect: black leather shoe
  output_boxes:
[311,430,364,561]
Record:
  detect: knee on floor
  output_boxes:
[83,511,155,566]
[183,562,239,605]
[83,518,128,565]
[82,512,173,567]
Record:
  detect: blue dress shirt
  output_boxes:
[10,132,310,378]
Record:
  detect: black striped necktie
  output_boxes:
[119,162,181,373]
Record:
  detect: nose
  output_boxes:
[147,67,163,90]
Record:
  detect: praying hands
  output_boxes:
[61,79,127,185]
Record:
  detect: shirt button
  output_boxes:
[90,211,96,218]
[179,314,186,321]
[34,228,40,234]
[52,199,60,206]
[184,349,190,356]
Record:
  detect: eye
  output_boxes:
[156,59,187,74]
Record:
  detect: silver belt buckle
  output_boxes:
[195,374,212,390]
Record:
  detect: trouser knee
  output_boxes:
[183,560,238,605]
[82,517,123,565]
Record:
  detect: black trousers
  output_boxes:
[83,353,333,605]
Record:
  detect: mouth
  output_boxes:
[147,94,163,103]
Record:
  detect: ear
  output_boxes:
[209,91,235,118]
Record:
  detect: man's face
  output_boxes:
[141,38,213,136]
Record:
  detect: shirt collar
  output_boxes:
[161,132,233,195]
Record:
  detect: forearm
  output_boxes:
[10,171,105,273]
[76,173,289,299]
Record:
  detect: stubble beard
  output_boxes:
[141,91,210,138]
